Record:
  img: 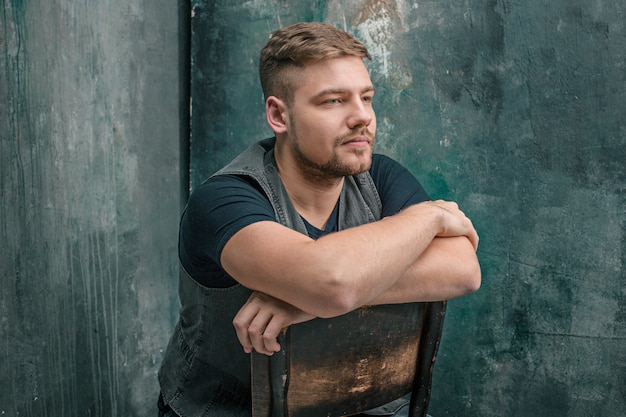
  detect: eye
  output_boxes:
[323,98,342,105]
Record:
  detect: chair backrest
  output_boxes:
[251,301,446,417]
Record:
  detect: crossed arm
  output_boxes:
[221,200,481,355]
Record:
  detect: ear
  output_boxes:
[265,96,288,135]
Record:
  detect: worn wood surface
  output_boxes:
[251,302,445,417]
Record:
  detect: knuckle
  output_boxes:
[248,322,263,335]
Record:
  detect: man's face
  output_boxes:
[284,56,377,181]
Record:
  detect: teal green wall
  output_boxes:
[190,1,625,416]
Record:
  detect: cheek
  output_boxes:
[297,117,336,144]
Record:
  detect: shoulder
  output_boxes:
[185,174,276,240]
[189,174,267,210]
[182,174,276,261]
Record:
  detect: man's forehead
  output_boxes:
[296,57,374,92]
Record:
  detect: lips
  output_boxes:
[344,137,370,145]
[341,131,373,146]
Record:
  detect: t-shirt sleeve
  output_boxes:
[179,174,276,283]
[369,154,430,217]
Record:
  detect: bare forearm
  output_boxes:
[308,202,479,313]
[233,235,481,356]
[307,203,444,311]
[368,236,481,305]
[232,237,480,356]
[222,200,478,318]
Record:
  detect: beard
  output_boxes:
[289,116,375,183]
[292,131,374,182]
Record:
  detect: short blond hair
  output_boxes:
[259,22,371,103]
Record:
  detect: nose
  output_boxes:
[347,99,374,130]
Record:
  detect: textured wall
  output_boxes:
[190,1,625,416]
[2,0,623,416]
[1,1,181,416]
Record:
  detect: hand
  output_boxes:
[432,200,479,250]
[408,200,479,250]
[232,291,316,356]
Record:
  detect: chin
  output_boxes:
[349,156,373,175]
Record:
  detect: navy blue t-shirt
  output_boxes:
[179,153,430,288]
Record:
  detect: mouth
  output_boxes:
[341,132,373,147]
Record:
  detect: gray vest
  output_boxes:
[158,138,382,416]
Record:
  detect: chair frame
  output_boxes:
[251,301,446,417]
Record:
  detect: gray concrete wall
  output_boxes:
[189,1,625,416]
[1,1,181,415]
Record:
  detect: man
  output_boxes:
[158,22,480,417]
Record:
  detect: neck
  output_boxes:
[274,144,344,229]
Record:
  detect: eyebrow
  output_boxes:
[312,85,376,100]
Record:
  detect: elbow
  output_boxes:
[316,290,362,319]
[450,241,481,297]
[314,272,364,318]
[461,259,482,296]
[319,295,361,318]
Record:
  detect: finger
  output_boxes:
[467,227,479,251]
[248,310,275,355]
[262,317,285,354]
[232,302,259,353]
[233,321,253,353]
[461,216,479,250]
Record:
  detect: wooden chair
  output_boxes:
[251,301,446,417]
